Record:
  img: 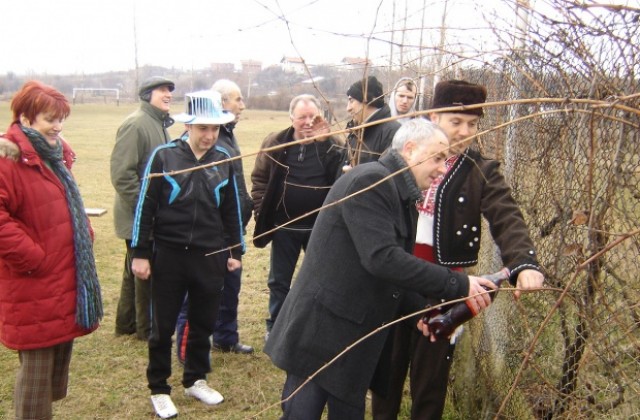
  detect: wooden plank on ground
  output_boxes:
[85,208,107,217]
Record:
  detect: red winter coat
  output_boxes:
[0,123,96,350]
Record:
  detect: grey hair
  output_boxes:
[391,118,448,151]
[211,79,241,101]
[289,94,322,117]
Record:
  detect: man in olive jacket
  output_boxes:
[110,76,175,340]
[264,119,497,419]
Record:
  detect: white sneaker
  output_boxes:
[150,394,178,419]
[184,379,224,405]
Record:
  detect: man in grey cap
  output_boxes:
[110,75,175,340]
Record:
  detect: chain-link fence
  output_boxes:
[228,2,639,417]
[255,2,639,418]
[433,2,640,419]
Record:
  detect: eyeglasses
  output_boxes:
[293,114,315,122]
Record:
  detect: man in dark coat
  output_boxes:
[339,75,400,173]
[251,94,342,340]
[264,119,498,419]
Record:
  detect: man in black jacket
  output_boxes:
[265,119,498,419]
[340,75,400,173]
[131,90,242,418]
[175,79,254,357]
[372,80,545,420]
[251,94,342,341]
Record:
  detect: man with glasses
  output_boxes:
[251,94,342,342]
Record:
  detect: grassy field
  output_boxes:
[0,102,302,419]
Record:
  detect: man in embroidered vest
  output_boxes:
[372,80,545,420]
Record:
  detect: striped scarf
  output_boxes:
[21,126,103,329]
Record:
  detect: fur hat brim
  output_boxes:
[432,80,487,116]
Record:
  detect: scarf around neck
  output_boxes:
[21,126,103,329]
[387,148,423,203]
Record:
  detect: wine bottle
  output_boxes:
[427,267,511,340]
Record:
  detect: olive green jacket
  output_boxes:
[110,101,173,239]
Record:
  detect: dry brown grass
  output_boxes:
[0,102,298,419]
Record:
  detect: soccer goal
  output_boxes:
[72,88,120,105]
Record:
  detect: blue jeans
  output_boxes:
[281,373,364,420]
[213,266,242,347]
[266,228,310,332]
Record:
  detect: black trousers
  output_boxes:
[281,373,364,420]
[371,321,455,420]
[147,245,224,395]
[175,254,240,362]
[266,228,310,331]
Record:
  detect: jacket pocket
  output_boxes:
[314,286,367,325]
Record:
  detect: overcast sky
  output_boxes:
[0,0,520,75]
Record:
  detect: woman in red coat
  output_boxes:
[0,81,102,419]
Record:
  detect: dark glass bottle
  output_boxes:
[427,268,511,340]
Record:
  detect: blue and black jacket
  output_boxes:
[131,136,245,260]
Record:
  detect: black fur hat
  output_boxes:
[347,76,385,108]
[431,80,487,116]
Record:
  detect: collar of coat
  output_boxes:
[349,104,392,130]
[141,101,174,128]
[380,149,422,203]
[4,123,75,169]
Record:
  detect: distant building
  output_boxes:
[241,60,262,74]
[340,57,373,71]
[210,62,235,73]
[280,56,307,75]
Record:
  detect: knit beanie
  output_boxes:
[347,76,385,109]
[431,80,487,116]
[139,76,175,102]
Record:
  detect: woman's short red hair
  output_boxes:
[11,81,70,124]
